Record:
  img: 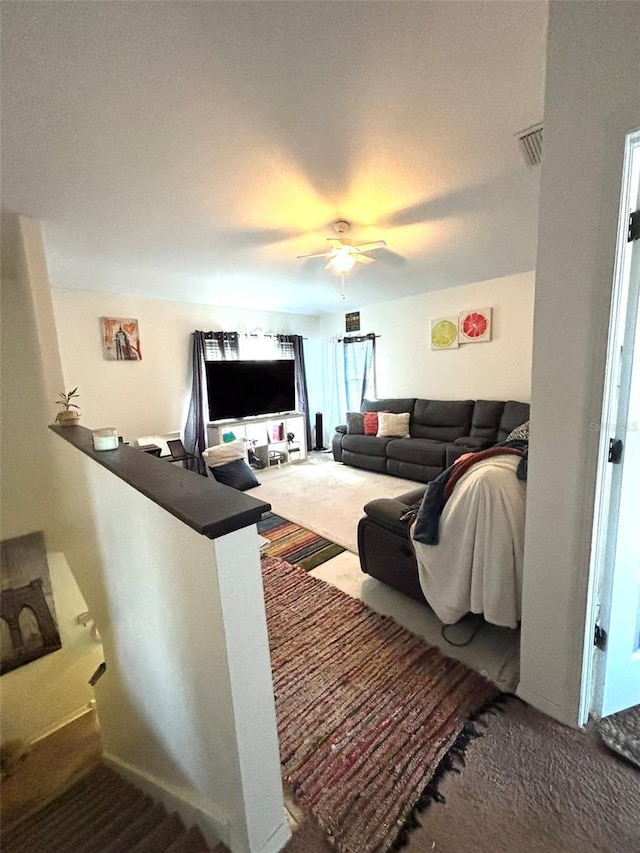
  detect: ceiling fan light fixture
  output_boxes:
[329,250,357,273]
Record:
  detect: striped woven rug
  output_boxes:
[257,513,345,571]
[262,555,500,853]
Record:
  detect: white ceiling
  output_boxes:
[1,1,548,315]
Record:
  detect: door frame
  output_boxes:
[580,127,640,724]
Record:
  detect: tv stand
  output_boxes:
[206,413,307,467]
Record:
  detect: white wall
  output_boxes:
[519,1,640,725]
[1,216,103,742]
[1,223,62,539]
[50,288,322,444]
[0,552,104,742]
[320,269,534,402]
[4,218,289,851]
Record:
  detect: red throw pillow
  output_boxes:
[363,412,379,435]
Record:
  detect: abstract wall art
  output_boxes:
[101,317,142,360]
[459,308,492,343]
[430,316,459,350]
[345,311,361,333]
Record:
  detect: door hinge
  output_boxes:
[594,624,608,651]
[608,437,623,463]
[629,210,640,242]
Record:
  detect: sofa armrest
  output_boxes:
[363,495,423,534]
[335,424,347,435]
[395,487,429,506]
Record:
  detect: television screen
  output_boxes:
[205,359,296,421]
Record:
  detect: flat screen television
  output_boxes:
[206,359,296,421]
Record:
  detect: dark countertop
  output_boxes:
[50,425,271,539]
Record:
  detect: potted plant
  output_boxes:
[54,387,81,426]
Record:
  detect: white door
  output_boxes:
[588,129,640,719]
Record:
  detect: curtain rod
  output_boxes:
[337,334,381,342]
[245,333,308,341]
[203,331,308,340]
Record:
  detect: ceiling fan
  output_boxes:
[297,219,387,275]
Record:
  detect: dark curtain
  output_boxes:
[278,334,312,450]
[184,331,240,476]
[183,331,207,475]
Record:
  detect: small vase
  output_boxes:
[56,411,81,427]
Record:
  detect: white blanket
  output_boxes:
[411,455,526,628]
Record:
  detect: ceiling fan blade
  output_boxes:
[354,240,387,252]
[222,226,307,249]
[297,250,331,259]
[327,238,344,248]
[355,254,376,264]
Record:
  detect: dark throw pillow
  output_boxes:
[346,412,365,434]
[209,459,260,491]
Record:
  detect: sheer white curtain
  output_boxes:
[322,334,376,444]
[323,336,348,443]
[343,334,376,411]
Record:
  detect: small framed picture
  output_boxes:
[345,311,361,333]
[430,316,459,350]
[101,317,142,360]
[459,308,492,343]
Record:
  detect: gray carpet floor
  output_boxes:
[284,697,640,853]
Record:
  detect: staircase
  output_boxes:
[1,764,227,853]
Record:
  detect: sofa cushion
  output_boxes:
[362,398,416,415]
[469,400,506,439]
[344,451,388,474]
[386,437,447,468]
[377,412,411,438]
[363,412,380,435]
[209,459,260,490]
[498,401,531,442]
[346,412,364,434]
[411,400,474,441]
[342,434,394,457]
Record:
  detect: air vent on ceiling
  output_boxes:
[517,123,543,166]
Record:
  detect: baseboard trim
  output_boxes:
[104,752,229,850]
[31,702,95,745]
[516,683,579,728]
[254,818,291,853]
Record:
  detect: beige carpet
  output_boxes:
[248,453,420,553]
[283,697,640,853]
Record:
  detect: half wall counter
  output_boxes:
[48,424,290,853]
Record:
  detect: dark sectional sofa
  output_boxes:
[333,397,530,483]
